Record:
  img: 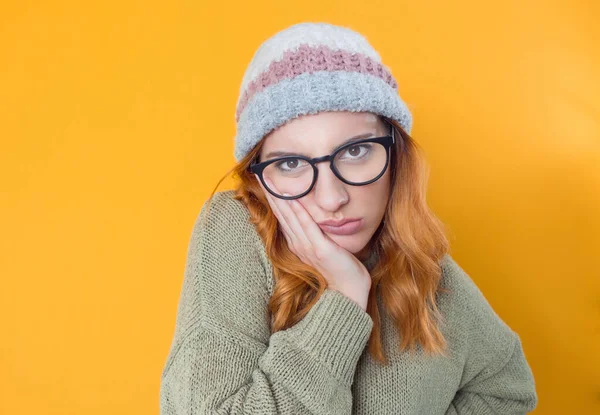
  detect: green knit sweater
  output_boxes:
[159,190,538,414]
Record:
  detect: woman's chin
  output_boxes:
[326,234,369,255]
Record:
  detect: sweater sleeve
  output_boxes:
[440,255,538,414]
[445,332,538,414]
[159,191,373,415]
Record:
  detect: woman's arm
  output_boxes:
[445,331,538,414]
[159,192,373,415]
[440,255,538,414]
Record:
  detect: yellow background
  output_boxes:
[1,1,598,414]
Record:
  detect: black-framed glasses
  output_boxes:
[248,132,395,200]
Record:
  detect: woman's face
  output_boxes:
[258,111,392,261]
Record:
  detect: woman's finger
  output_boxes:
[256,177,306,258]
[263,178,312,249]
[285,194,332,253]
[255,175,294,239]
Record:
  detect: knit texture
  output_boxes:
[233,22,413,162]
[159,190,538,414]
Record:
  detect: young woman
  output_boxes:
[160,22,538,414]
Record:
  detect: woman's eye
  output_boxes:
[275,158,306,171]
[341,144,371,159]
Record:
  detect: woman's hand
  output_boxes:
[255,176,372,311]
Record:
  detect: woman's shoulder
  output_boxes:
[195,189,256,240]
[439,253,495,307]
[438,253,516,347]
[192,189,274,292]
[171,190,274,345]
[199,189,250,222]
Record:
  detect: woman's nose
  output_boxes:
[311,163,349,210]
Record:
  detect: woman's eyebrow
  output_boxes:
[264,132,375,159]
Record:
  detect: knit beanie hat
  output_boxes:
[233,22,413,162]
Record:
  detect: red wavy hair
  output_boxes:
[205,116,451,364]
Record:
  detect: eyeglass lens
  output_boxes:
[262,141,388,197]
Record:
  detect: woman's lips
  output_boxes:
[318,219,363,235]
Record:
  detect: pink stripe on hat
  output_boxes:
[235,44,398,122]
